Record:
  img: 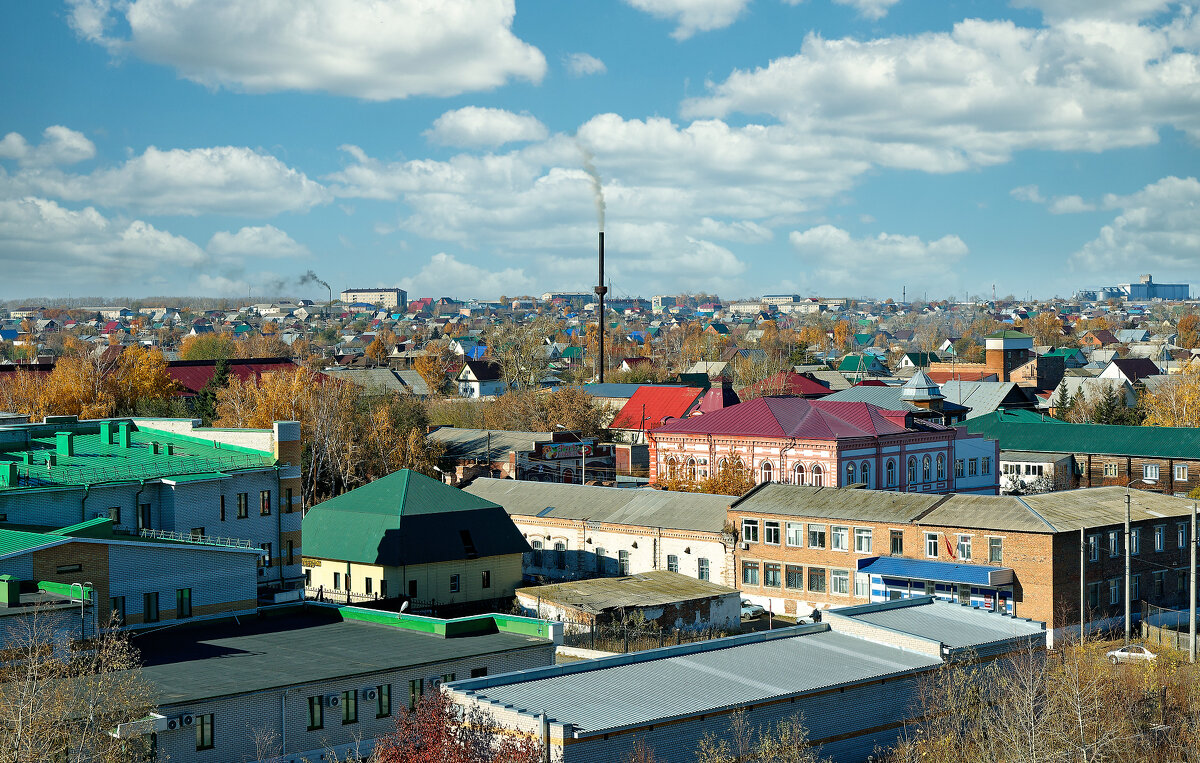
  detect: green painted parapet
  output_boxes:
[318,602,556,641]
[38,581,92,601]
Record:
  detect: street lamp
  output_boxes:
[1125,479,1156,644]
[72,581,93,643]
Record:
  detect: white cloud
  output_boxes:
[789,224,968,292]
[1010,184,1046,203]
[0,126,95,167]
[399,252,535,298]
[1070,176,1200,276]
[832,0,901,21]
[0,196,204,294]
[206,225,310,260]
[1048,194,1096,214]
[7,144,328,216]
[1010,0,1174,23]
[683,16,1200,169]
[691,217,774,242]
[425,107,548,148]
[67,0,546,100]
[623,0,751,40]
[565,52,607,77]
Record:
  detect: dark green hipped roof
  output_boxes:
[963,409,1200,460]
[302,469,530,566]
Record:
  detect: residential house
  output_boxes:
[456,360,506,398]
[609,385,707,444]
[1098,357,1161,386]
[428,427,613,485]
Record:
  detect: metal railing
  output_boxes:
[1,452,277,488]
[139,528,258,550]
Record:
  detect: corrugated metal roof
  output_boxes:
[456,628,939,734]
[731,484,944,524]
[651,397,910,439]
[856,557,1012,587]
[964,409,1200,460]
[0,528,64,557]
[1018,487,1199,532]
[830,598,1043,648]
[463,478,732,533]
[610,386,705,430]
[429,428,556,461]
[516,570,737,614]
[920,493,1055,533]
[939,381,1026,416]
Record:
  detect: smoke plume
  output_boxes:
[578,142,606,232]
[299,270,330,291]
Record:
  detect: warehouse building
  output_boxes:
[446,597,1044,763]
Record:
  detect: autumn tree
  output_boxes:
[366,337,389,365]
[694,709,828,763]
[108,345,177,415]
[480,387,607,440]
[662,456,756,497]
[1023,312,1065,347]
[236,333,291,359]
[484,316,559,389]
[372,687,542,763]
[1142,363,1200,428]
[414,339,455,395]
[1178,313,1200,349]
[179,333,235,361]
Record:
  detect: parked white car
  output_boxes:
[1106,645,1156,665]
[740,599,765,619]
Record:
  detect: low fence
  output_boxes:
[561,622,730,654]
[1140,602,1199,651]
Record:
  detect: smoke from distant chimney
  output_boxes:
[577,142,606,232]
[299,270,330,291]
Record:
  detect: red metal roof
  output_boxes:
[651,397,911,440]
[167,358,297,396]
[739,372,830,398]
[610,386,706,430]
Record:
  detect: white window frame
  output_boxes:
[785,522,803,547]
[1155,525,1165,552]
[1144,464,1160,481]
[831,569,850,596]
[1108,530,1120,557]
[1088,534,1099,562]
[854,571,870,598]
[1109,578,1120,605]
[957,534,972,561]
[925,532,939,559]
[831,525,850,552]
[742,519,760,544]
[763,520,781,546]
[854,527,873,554]
[1104,463,1118,477]
[1175,464,1188,481]
[1131,527,1141,556]
[808,524,826,549]
[988,536,1003,564]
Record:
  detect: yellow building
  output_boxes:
[302,469,529,606]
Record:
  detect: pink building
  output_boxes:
[647,397,999,494]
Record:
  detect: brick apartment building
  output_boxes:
[729,483,1198,644]
[965,409,1200,496]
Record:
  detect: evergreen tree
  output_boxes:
[194,359,230,425]
[1052,383,1070,420]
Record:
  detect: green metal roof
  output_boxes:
[302,470,530,566]
[50,517,116,538]
[985,330,1032,339]
[0,528,63,557]
[963,410,1200,460]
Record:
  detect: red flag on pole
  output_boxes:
[943,533,957,560]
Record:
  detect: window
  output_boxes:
[760,461,773,483]
[481,570,491,589]
[1144,464,1160,481]
[286,540,294,566]
[237,493,248,519]
[936,454,946,480]
[808,524,826,549]
[108,506,120,524]
[219,495,226,522]
[667,554,679,573]
[1109,579,1120,605]
[854,528,872,554]
[925,533,939,559]
[110,596,125,626]
[55,564,81,574]
[380,579,388,598]
[831,526,849,551]
[1180,523,1189,549]
[531,540,543,567]
[1088,534,1099,562]
[1175,464,1188,481]
[763,563,782,588]
[886,459,896,487]
[190,527,205,539]
[969,459,978,477]
[1155,525,1165,552]
[742,519,760,544]
[890,530,904,556]
[957,535,972,561]
[1132,528,1141,555]
[763,520,781,545]
[618,550,630,575]
[143,592,159,623]
[989,537,1003,564]
[980,457,990,475]
[554,542,567,570]
[195,713,213,751]
[470,667,487,678]
[785,565,804,589]
[284,487,294,513]
[333,572,341,590]
[1104,463,1119,477]
[260,489,271,516]
[831,569,850,595]
[308,696,324,730]
[854,571,869,598]
[377,684,392,718]
[955,459,965,479]
[861,461,871,487]
[138,503,151,530]
[907,458,917,484]
[786,522,803,547]
[808,568,827,593]
[697,558,710,581]
[1087,582,1101,609]
[1153,571,1165,598]
[793,463,805,484]
[409,679,424,710]
[846,462,856,484]
[811,465,824,487]
[342,690,358,724]
[449,574,460,594]
[922,455,931,482]
[176,588,192,619]
[1132,574,1140,602]
[441,673,456,682]
[260,543,272,568]
[741,561,759,586]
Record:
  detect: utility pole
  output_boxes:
[1125,491,1132,644]
[1191,502,1197,663]
[1080,527,1086,640]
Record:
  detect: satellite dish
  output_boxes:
[400,601,410,613]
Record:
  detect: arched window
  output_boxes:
[907,457,917,484]
[846,462,856,485]
[861,461,871,488]
[554,541,567,570]
[886,459,896,487]
[811,464,824,487]
[666,457,678,479]
[793,463,805,485]
[936,453,946,480]
[922,455,931,482]
[531,540,543,567]
[716,457,728,474]
[760,461,773,483]
[561,468,575,484]
[685,458,697,481]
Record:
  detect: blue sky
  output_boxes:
[1,0,1198,302]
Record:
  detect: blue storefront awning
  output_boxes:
[856,556,1014,587]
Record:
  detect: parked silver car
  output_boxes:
[740,599,765,619]
[1105,645,1156,665]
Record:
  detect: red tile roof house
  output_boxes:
[609,386,707,444]
[647,396,1000,495]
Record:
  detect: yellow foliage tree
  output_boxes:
[366,338,389,365]
[179,333,235,361]
[108,346,178,414]
[1142,364,1200,428]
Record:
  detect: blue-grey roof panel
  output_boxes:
[856,556,1011,586]
[833,599,1045,649]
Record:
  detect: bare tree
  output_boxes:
[483,316,559,390]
